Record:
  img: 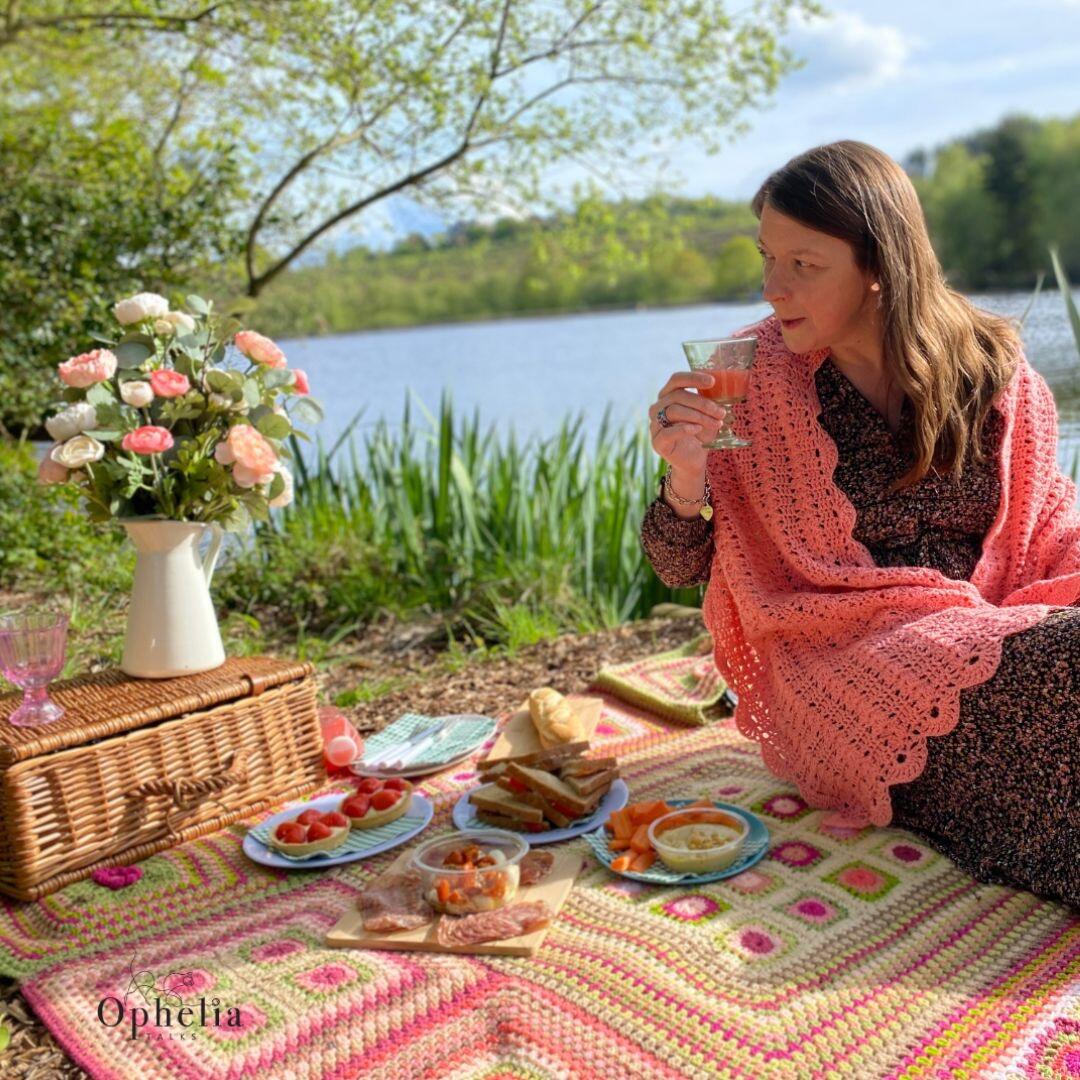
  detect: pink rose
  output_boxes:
[232,462,275,488]
[149,369,190,398]
[58,349,118,388]
[226,423,277,473]
[122,425,174,455]
[37,446,69,484]
[291,368,310,394]
[234,330,286,369]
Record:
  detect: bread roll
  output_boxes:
[527,687,584,748]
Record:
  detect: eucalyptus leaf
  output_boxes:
[114,341,153,369]
[248,403,271,424]
[268,472,286,500]
[118,331,156,347]
[83,429,121,441]
[292,396,324,425]
[256,413,291,440]
[89,332,117,346]
[186,294,210,315]
[263,368,293,390]
[86,382,116,406]
[205,370,234,393]
[243,379,261,408]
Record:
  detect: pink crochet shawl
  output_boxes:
[701,314,1080,828]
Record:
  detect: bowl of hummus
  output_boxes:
[648,807,749,873]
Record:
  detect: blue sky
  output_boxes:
[352,0,1080,249]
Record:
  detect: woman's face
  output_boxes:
[756,203,880,355]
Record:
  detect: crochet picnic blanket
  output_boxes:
[0,666,1077,1078]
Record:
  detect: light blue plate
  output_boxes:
[243,792,434,870]
[583,800,770,884]
[452,779,629,845]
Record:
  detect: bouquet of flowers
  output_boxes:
[38,291,322,532]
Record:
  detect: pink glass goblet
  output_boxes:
[0,609,69,727]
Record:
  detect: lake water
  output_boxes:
[280,289,1080,473]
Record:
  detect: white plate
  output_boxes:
[242,792,434,870]
[451,779,629,845]
[350,714,497,778]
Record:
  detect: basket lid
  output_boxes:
[0,656,315,765]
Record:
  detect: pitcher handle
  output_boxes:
[202,522,224,586]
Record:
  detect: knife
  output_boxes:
[360,717,448,770]
[378,720,466,771]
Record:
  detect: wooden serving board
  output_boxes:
[325,848,584,956]
[481,695,604,765]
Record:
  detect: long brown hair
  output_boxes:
[751,140,1021,492]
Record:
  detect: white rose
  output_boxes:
[164,311,196,335]
[153,318,174,336]
[51,434,105,469]
[45,402,98,442]
[268,463,294,508]
[120,380,154,408]
[113,292,169,326]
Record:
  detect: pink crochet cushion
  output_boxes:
[702,314,1080,830]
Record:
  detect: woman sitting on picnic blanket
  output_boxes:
[640,139,1080,911]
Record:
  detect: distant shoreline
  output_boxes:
[277,285,1072,344]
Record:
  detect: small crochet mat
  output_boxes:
[592,630,736,725]
[0,645,1077,1078]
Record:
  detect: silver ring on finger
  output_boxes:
[657,406,673,428]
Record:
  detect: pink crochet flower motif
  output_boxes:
[91,865,143,890]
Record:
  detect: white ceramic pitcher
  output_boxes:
[120,520,226,679]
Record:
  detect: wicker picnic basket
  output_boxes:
[0,656,323,900]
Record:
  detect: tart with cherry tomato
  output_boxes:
[268,809,351,857]
[340,776,413,829]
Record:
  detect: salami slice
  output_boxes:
[519,849,555,886]
[435,899,554,947]
[358,868,434,933]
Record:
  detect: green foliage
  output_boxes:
[0,95,244,434]
[713,236,763,298]
[912,112,1080,289]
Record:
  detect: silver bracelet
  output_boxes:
[662,465,713,520]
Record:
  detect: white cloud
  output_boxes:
[782,9,920,93]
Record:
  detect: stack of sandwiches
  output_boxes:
[469,741,620,831]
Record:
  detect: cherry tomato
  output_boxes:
[381,777,408,791]
[296,809,323,826]
[320,811,349,829]
[275,822,307,843]
[370,789,400,811]
[306,821,334,841]
[356,777,382,794]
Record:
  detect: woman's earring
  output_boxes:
[870,282,880,292]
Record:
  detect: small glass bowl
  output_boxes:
[411,829,528,915]
[647,807,749,874]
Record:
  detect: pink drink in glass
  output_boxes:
[698,368,751,404]
[0,609,68,727]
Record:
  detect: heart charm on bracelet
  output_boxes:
[700,505,713,521]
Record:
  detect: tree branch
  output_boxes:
[0,3,222,46]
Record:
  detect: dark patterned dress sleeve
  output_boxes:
[639,493,714,588]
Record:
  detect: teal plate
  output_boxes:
[584,800,770,885]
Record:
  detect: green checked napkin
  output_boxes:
[360,712,496,769]
[249,811,420,861]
